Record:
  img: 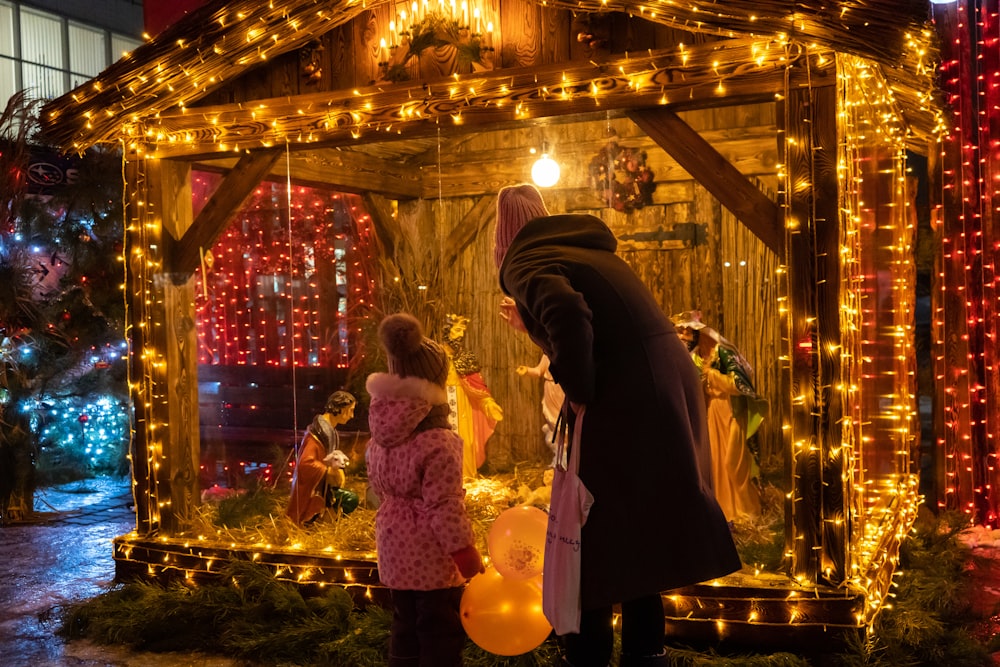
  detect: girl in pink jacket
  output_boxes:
[366,313,484,667]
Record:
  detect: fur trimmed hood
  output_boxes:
[366,372,448,404]
[366,372,449,448]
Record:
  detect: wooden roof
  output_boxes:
[39,0,942,152]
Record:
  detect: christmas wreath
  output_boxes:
[588,141,656,213]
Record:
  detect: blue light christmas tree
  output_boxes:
[1,94,128,521]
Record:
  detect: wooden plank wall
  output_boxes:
[194,1,715,107]
[182,101,780,477]
[191,0,783,472]
[427,102,783,472]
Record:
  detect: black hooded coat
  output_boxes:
[498,213,742,610]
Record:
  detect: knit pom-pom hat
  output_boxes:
[378,313,449,388]
[494,183,550,268]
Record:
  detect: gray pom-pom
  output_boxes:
[378,313,424,357]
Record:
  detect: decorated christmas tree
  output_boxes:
[0,93,129,523]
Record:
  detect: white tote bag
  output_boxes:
[543,406,594,635]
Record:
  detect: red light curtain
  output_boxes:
[934,0,1000,525]
[191,171,376,370]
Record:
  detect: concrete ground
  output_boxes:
[958,526,1000,665]
[0,477,243,667]
[8,477,1000,666]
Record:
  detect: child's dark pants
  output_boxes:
[388,586,467,667]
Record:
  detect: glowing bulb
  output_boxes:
[531,142,560,187]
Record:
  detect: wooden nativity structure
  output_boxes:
[39,0,944,649]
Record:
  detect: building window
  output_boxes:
[0,3,16,102]
[69,23,108,87]
[0,0,142,105]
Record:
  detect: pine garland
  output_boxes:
[59,508,996,665]
[60,560,376,662]
[661,647,810,666]
[830,511,993,667]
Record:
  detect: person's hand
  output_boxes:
[451,545,485,578]
[517,364,543,378]
[499,297,527,333]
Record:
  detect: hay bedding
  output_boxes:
[187,463,555,557]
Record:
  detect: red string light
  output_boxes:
[191,171,375,369]
[934,1,1000,524]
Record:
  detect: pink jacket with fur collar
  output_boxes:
[365,372,476,590]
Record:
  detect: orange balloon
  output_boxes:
[487,505,549,580]
[460,566,552,656]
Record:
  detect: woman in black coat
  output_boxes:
[495,184,741,667]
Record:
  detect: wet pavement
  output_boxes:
[8,478,1000,666]
[0,477,242,667]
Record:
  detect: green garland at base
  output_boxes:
[59,510,995,666]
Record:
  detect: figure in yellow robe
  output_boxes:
[442,314,503,478]
[672,311,764,522]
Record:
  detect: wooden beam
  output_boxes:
[627,107,783,256]
[38,0,366,149]
[195,148,423,199]
[147,40,831,160]
[442,196,496,266]
[170,149,282,277]
[363,192,406,264]
[413,121,778,199]
[191,119,776,207]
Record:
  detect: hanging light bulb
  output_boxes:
[531,141,560,188]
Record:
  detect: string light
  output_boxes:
[932,0,999,527]
[39,0,940,156]
[49,0,946,641]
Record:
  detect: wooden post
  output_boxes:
[126,156,201,533]
[780,83,844,584]
[124,155,157,535]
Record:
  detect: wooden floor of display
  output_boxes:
[112,533,865,651]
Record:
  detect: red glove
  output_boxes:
[451,545,485,578]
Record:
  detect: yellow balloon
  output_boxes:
[487,504,549,580]
[460,566,552,656]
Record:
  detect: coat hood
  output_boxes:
[366,372,450,448]
[498,214,617,293]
